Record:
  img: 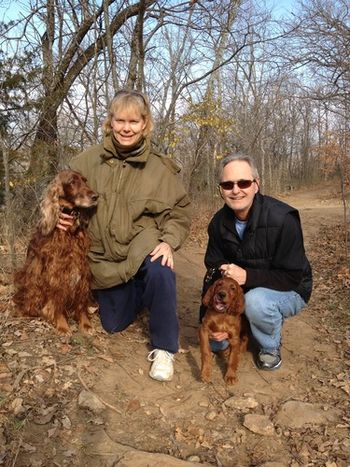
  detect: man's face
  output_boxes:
[219,161,260,220]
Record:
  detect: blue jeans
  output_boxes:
[210,287,306,353]
[94,256,179,354]
[245,287,306,351]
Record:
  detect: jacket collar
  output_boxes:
[222,193,263,233]
[100,134,150,163]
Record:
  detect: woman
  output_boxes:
[60,90,191,381]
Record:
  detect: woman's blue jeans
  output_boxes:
[94,256,179,354]
[210,287,306,352]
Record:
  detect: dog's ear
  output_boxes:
[39,174,64,235]
[234,284,245,315]
[202,284,215,307]
[227,282,245,315]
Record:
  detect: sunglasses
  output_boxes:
[114,89,148,105]
[219,179,256,190]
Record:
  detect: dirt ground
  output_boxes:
[0,185,349,466]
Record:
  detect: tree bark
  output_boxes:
[30,0,156,177]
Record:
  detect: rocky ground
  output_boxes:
[0,185,349,467]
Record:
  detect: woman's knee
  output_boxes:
[99,312,131,334]
[144,257,175,284]
[100,320,118,334]
[96,286,137,333]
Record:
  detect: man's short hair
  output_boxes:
[219,154,259,180]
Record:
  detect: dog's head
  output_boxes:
[39,170,98,235]
[58,170,99,210]
[202,277,245,316]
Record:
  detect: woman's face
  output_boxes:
[111,107,146,146]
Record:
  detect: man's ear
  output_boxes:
[254,177,260,193]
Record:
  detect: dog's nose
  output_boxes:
[218,291,226,299]
[91,194,99,202]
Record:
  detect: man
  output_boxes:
[200,154,312,370]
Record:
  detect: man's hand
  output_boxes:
[210,331,229,341]
[150,242,174,269]
[220,263,247,285]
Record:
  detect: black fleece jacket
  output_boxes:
[203,193,312,305]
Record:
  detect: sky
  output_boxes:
[0,0,17,22]
[269,0,296,17]
[0,0,296,22]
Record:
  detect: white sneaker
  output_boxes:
[147,349,174,381]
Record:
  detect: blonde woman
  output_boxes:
[61,90,191,381]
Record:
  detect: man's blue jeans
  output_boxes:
[245,287,306,351]
[210,287,306,352]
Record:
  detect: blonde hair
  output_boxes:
[102,90,154,137]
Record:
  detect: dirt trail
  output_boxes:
[0,186,349,467]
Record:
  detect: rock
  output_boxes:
[243,414,275,436]
[224,396,259,410]
[10,397,24,415]
[78,390,105,413]
[187,455,201,463]
[275,401,339,429]
[205,410,217,420]
[18,351,32,358]
[61,415,72,429]
[115,450,207,466]
[33,406,57,425]
[260,463,288,467]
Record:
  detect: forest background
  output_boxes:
[0,0,349,259]
[0,2,350,465]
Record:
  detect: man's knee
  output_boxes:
[244,288,266,321]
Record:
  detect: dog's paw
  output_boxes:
[201,369,212,383]
[224,372,237,385]
[80,323,94,336]
[56,326,72,336]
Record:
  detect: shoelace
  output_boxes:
[147,349,174,362]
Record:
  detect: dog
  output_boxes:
[199,276,248,384]
[13,170,98,335]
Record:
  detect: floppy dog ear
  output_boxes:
[39,174,64,235]
[202,284,215,307]
[227,282,245,315]
[234,285,245,315]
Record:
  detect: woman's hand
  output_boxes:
[220,263,247,285]
[150,242,174,269]
[57,212,74,231]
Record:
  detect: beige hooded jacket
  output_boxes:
[69,135,191,289]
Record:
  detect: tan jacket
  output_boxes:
[69,135,191,289]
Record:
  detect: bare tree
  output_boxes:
[11,0,157,176]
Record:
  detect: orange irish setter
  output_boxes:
[13,170,98,335]
[199,277,248,385]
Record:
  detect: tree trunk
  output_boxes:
[188,0,240,199]
[126,0,146,90]
[29,0,156,177]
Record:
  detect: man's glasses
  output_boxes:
[219,179,256,190]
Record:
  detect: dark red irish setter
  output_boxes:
[13,170,98,335]
[199,277,248,385]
